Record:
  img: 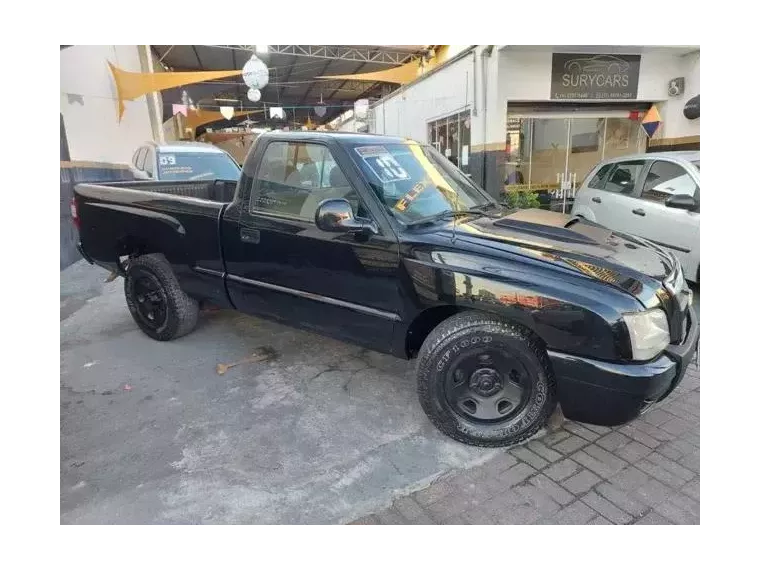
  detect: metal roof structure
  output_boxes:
[151,45,430,130]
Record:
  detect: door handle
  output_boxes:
[632,208,646,216]
[592,197,602,203]
[240,228,260,244]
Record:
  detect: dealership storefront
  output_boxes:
[369,45,700,201]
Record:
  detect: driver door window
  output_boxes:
[641,161,698,203]
[601,160,645,194]
[251,141,359,221]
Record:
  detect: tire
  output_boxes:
[124,254,199,341]
[416,311,556,447]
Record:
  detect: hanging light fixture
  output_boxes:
[247,88,261,102]
[314,93,327,117]
[242,55,269,90]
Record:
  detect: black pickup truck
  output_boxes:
[73,132,698,447]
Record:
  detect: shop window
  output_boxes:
[427,110,472,174]
[503,113,648,198]
[604,117,645,160]
[505,117,532,189]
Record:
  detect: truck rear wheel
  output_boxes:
[124,254,199,341]
[416,311,556,447]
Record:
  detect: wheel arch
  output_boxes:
[571,204,596,222]
[404,304,549,359]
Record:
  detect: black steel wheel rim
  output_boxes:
[443,348,531,424]
[132,272,168,331]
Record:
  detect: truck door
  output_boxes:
[221,138,402,353]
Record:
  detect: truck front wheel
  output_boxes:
[416,311,556,447]
[124,254,199,341]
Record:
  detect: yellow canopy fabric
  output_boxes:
[184,108,263,132]
[108,62,242,120]
[317,60,421,85]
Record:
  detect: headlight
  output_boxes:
[623,308,670,361]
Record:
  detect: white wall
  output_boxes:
[60,45,155,164]
[502,50,552,101]
[338,118,358,132]
[659,51,700,139]
[372,51,476,143]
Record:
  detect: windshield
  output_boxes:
[349,143,493,224]
[157,151,241,181]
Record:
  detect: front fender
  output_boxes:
[400,252,638,361]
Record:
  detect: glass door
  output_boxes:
[529,117,569,210]
[505,113,646,212]
[565,117,605,212]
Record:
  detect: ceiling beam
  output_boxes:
[279,55,298,104]
[209,45,418,65]
[231,49,240,102]
[354,80,382,101]
[299,60,333,107]
[191,45,204,68]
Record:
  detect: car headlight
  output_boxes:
[623,308,670,361]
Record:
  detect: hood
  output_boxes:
[435,208,674,301]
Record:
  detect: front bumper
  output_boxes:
[548,305,699,426]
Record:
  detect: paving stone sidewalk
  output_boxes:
[351,362,700,525]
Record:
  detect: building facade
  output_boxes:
[369,45,700,198]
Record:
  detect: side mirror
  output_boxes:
[665,194,699,211]
[315,199,378,234]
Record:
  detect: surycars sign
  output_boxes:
[551,53,641,100]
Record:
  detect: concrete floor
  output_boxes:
[60,262,501,524]
[60,261,700,524]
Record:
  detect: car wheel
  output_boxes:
[124,254,199,341]
[416,311,556,447]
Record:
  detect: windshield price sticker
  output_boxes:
[163,166,192,175]
[159,155,176,166]
[395,182,426,211]
[355,146,410,183]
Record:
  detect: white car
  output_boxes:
[571,151,700,283]
[129,141,241,182]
